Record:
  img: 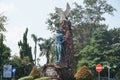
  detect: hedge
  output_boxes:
[34,77,51,80]
[18,76,33,80]
[74,65,93,80]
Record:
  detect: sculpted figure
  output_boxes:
[55,3,70,22]
[55,28,64,62]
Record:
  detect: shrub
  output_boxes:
[115,72,120,80]
[29,66,41,78]
[34,77,51,80]
[74,65,93,80]
[18,76,33,80]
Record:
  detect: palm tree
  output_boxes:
[31,34,43,65]
[39,38,54,64]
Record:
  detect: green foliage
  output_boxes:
[46,0,116,72]
[9,55,22,66]
[0,14,7,32]
[9,55,34,79]
[31,34,43,65]
[46,13,59,32]
[18,28,33,62]
[70,0,115,53]
[74,66,93,80]
[34,77,51,80]
[78,28,120,77]
[46,0,115,48]
[0,34,11,71]
[39,38,55,64]
[18,76,33,80]
[115,72,120,80]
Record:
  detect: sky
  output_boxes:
[0,0,120,65]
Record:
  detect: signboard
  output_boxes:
[96,64,103,72]
[3,65,12,78]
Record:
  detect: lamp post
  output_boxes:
[96,64,103,80]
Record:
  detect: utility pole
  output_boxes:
[0,34,3,80]
[107,62,111,80]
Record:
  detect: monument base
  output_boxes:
[41,63,75,80]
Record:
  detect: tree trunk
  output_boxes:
[59,20,74,68]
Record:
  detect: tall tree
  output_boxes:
[31,34,43,65]
[0,14,10,74]
[18,28,33,62]
[0,34,11,71]
[46,0,115,48]
[78,28,120,77]
[46,0,116,70]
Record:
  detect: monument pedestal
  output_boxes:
[41,63,75,80]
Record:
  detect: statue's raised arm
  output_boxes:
[55,3,70,21]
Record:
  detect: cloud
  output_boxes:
[0,2,16,14]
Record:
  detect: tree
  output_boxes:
[18,28,33,62]
[0,14,7,32]
[31,34,43,65]
[0,34,11,70]
[0,14,11,74]
[46,0,115,48]
[9,55,34,79]
[39,38,54,64]
[0,14,7,64]
[78,28,120,77]
[46,0,116,71]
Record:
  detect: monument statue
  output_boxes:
[55,28,64,62]
[55,3,74,68]
[40,3,75,80]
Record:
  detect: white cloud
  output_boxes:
[0,2,16,14]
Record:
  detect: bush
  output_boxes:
[18,76,33,80]
[29,66,41,78]
[34,77,51,80]
[115,72,120,80]
[74,65,93,80]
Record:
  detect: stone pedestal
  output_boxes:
[41,63,75,80]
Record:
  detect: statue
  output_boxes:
[55,3,70,22]
[55,28,64,62]
[40,3,75,80]
[55,3,74,68]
